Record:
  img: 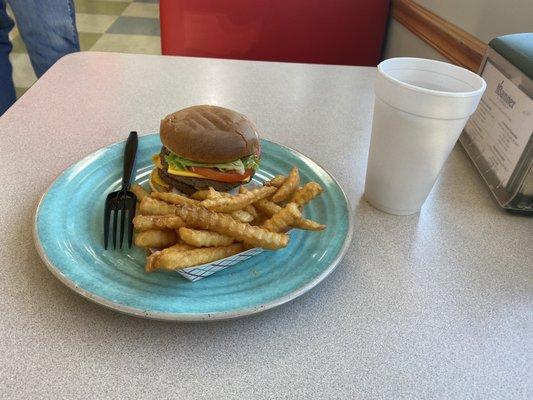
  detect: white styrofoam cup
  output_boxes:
[364,57,486,215]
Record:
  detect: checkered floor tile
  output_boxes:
[8,0,160,98]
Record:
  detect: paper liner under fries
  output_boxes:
[149,247,264,281]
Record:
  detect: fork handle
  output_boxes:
[122,131,138,191]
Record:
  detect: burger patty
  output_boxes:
[159,147,246,194]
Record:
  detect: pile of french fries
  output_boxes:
[130,167,325,273]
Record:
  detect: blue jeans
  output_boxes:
[0,0,79,115]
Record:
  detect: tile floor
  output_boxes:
[8,0,160,98]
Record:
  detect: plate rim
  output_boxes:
[33,134,354,321]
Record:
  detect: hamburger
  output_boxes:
[150,105,261,195]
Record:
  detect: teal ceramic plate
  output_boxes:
[34,134,353,321]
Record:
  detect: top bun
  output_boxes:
[160,105,260,163]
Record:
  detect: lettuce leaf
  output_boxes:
[242,154,260,170]
[165,152,260,173]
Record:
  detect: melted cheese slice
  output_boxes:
[167,166,205,178]
[152,154,205,178]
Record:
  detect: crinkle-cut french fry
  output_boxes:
[139,197,177,215]
[254,199,282,217]
[190,190,210,200]
[271,167,299,202]
[238,187,259,219]
[207,186,258,219]
[131,184,150,202]
[264,175,286,187]
[290,182,324,207]
[293,218,326,231]
[250,216,268,227]
[166,243,195,252]
[244,204,258,219]
[262,203,301,233]
[146,244,243,272]
[151,191,199,206]
[145,242,196,258]
[230,209,254,223]
[200,186,276,212]
[207,187,231,199]
[255,199,324,231]
[133,215,186,231]
[179,227,234,247]
[134,229,177,248]
[173,204,289,250]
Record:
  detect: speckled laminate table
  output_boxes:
[0,52,531,399]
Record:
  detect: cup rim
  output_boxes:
[378,57,487,98]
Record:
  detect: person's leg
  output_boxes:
[8,0,79,78]
[0,0,16,115]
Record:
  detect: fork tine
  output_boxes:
[104,201,111,250]
[112,193,120,249]
[127,195,137,248]
[119,194,126,249]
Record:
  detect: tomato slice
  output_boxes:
[189,167,253,183]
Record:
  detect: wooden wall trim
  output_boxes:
[391,0,488,71]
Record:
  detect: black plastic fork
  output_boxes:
[104,131,138,249]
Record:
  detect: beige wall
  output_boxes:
[384,0,533,61]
